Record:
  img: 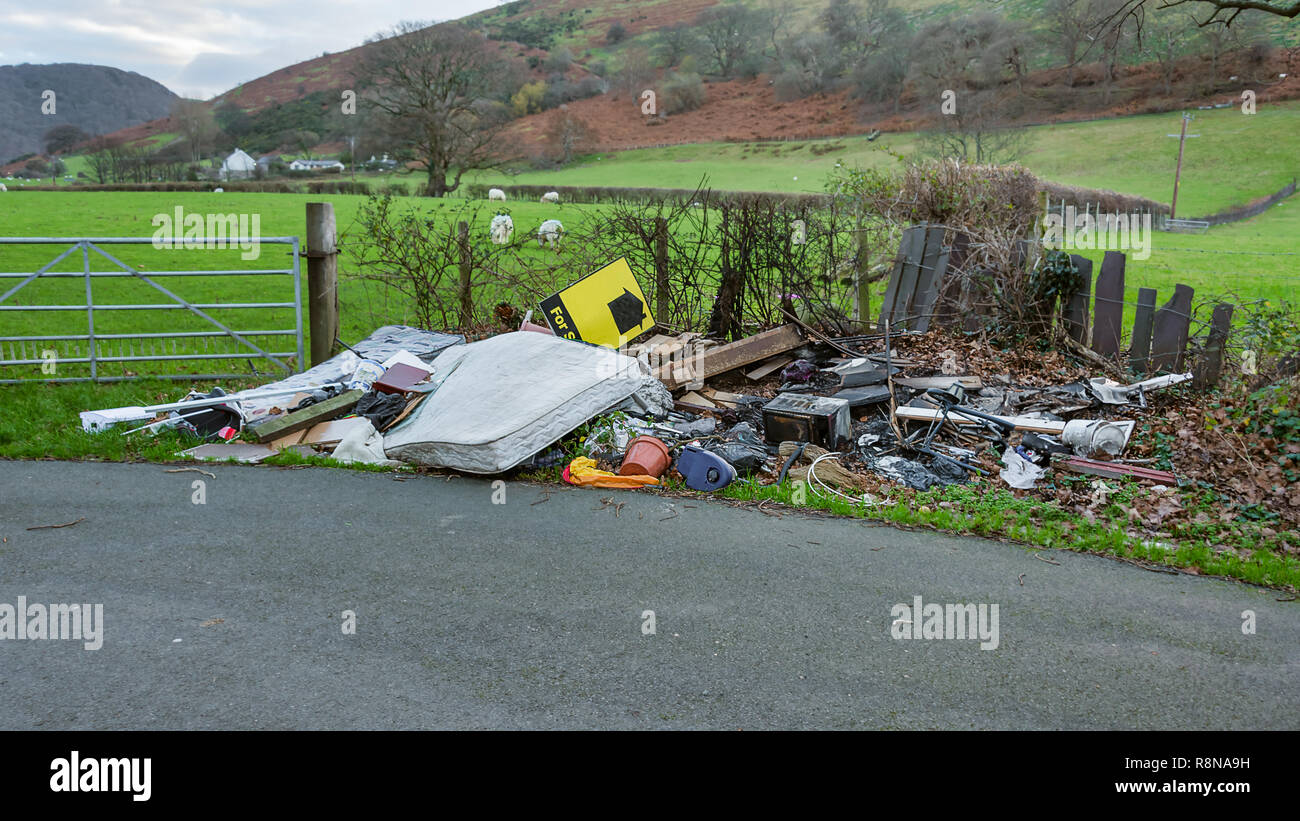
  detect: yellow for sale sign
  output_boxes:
[539,257,655,348]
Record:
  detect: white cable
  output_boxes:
[806,450,874,506]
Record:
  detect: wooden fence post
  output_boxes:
[1150,284,1195,372]
[1193,303,1234,388]
[305,202,338,367]
[653,216,669,325]
[1130,287,1158,373]
[457,220,472,331]
[1064,254,1093,344]
[1092,250,1125,357]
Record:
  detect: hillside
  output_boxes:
[0,63,178,164]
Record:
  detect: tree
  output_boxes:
[282,129,320,159]
[694,3,761,77]
[85,136,122,184]
[358,21,523,197]
[43,124,89,155]
[543,107,595,165]
[652,23,699,67]
[1047,0,1097,86]
[1104,0,1298,31]
[171,99,219,164]
[1142,9,1194,94]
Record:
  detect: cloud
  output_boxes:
[0,0,501,99]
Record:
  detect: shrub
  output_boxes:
[607,23,627,43]
[661,71,706,113]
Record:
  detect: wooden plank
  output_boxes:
[898,225,943,330]
[678,391,716,408]
[934,231,971,329]
[252,389,364,443]
[1091,250,1126,357]
[1193,303,1234,389]
[745,355,794,381]
[1064,255,1093,344]
[1150,283,1194,372]
[1129,287,1158,373]
[302,416,371,446]
[1056,457,1176,485]
[878,224,927,331]
[911,236,950,334]
[659,324,804,389]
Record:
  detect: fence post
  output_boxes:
[854,210,871,332]
[1194,303,1234,389]
[305,202,338,367]
[654,217,669,324]
[457,220,472,331]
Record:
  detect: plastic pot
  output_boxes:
[619,435,670,478]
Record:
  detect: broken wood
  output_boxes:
[1055,457,1176,484]
[252,389,363,443]
[745,355,794,381]
[658,324,803,389]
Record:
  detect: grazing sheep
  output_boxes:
[541,191,560,204]
[489,214,514,245]
[488,188,507,201]
[537,219,564,248]
[0,183,7,192]
[213,187,224,193]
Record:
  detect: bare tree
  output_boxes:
[652,23,699,67]
[1103,0,1297,31]
[358,21,522,197]
[171,99,220,164]
[694,3,761,78]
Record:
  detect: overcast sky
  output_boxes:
[0,0,501,99]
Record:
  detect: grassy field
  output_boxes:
[467,100,1300,217]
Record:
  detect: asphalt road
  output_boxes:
[1,460,1296,730]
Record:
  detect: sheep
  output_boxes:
[213,187,224,193]
[540,191,560,204]
[0,183,6,192]
[489,214,514,245]
[488,188,507,201]
[537,219,564,248]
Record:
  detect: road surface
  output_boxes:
[1,460,1295,729]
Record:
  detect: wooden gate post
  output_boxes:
[457,220,472,331]
[305,202,338,367]
[654,217,669,325]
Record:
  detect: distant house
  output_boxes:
[288,159,344,173]
[220,148,256,180]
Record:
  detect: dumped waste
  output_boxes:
[78,270,1204,505]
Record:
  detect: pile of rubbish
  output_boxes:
[80,318,1195,501]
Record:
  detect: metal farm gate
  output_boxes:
[0,237,303,384]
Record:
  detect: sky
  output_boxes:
[0,0,502,99]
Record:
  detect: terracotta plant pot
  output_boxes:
[620,436,670,478]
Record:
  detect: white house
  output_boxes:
[220,148,256,180]
[288,159,345,173]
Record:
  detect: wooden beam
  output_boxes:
[745,355,794,381]
[252,389,363,443]
[659,324,804,389]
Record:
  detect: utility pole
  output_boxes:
[349,135,356,183]
[1167,112,1200,219]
